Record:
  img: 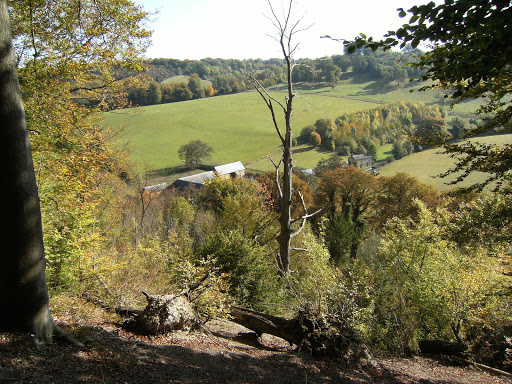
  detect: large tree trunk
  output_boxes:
[230,306,302,346]
[0,0,55,342]
[419,340,466,357]
[230,306,370,359]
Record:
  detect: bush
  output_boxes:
[289,229,372,326]
[309,131,322,147]
[362,203,509,355]
[196,229,281,309]
[168,254,232,322]
[299,125,315,143]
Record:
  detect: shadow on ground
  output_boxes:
[0,326,445,384]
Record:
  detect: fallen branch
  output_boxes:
[449,356,512,378]
[230,306,302,346]
[230,306,370,359]
[81,293,141,318]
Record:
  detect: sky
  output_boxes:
[135,0,430,60]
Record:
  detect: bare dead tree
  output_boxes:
[250,0,322,275]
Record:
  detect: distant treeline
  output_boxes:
[127,46,426,107]
[299,101,477,163]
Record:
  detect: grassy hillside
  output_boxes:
[378,134,512,191]
[102,73,490,187]
[293,73,483,115]
[161,75,212,87]
[102,90,378,171]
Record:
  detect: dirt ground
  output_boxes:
[2,309,512,384]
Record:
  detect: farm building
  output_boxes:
[172,161,245,189]
[212,161,245,178]
[143,182,168,192]
[172,171,215,189]
[350,154,373,169]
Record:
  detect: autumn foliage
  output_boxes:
[5,0,512,371]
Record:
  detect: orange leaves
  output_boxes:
[309,131,321,147]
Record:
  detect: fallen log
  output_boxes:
[419,339,466,357]
[230,306,370,359]
[449,356,512,378]
[87,288,369,360]
[230,306,302,346]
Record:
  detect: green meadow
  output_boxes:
[378,134,512,191]
[161,75,212,87]
[102,74,493,189]
[102,90,378,171]
[293,74,483,115]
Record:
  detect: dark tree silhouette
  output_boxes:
[0,0,55,343]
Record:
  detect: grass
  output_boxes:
[375,144,393,162]
[102,90,377,171]
[161,75,212,87]
[378,134,512,191]
[293,73,484,116]
[102,72,493,189]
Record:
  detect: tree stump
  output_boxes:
[124,291,201,335]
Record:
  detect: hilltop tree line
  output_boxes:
[127,47,426,107]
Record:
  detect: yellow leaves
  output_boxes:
[376,200,510,346]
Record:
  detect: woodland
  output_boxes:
[126,47,425,106]
[1,0,512,383]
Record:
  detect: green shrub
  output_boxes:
[363,202,508,355]
[289,230,372,327]
[169,254,232,322]
[196,229,281,309]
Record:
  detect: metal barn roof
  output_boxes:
[214,161,245,175]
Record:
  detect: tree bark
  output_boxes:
[123,292,201,335]
[230,306,370,359]
[230,306,302,346]
[0,0,55,342]
[277,52,294,274]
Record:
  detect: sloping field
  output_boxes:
[161,75,212,87]
[294,75,483,115]
[378,134,512,191]
[102,90,378,170]
[102,75,488,181]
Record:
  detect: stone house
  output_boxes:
[350,154,373,169]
